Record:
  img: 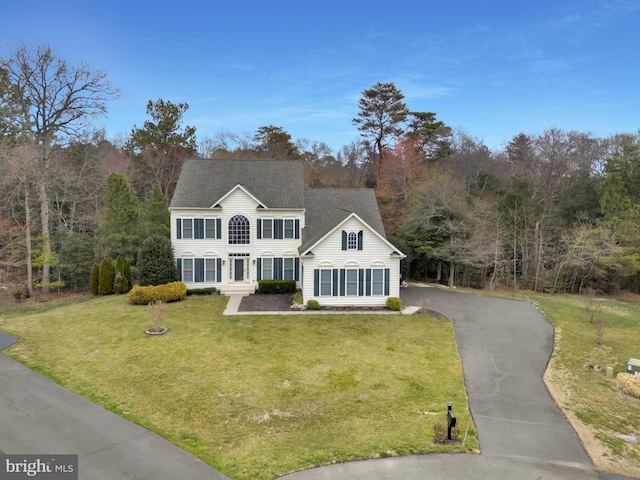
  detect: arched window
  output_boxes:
[228,215,250,244]
[347,231,358,250]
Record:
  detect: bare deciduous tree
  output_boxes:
[1,44,119,292]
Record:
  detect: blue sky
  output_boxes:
[1,0,638,153]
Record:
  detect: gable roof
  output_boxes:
[300,188,388,253]
[170,159,305,209]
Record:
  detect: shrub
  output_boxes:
[90,263,100,295]
[113,256,131,294]
[617,373,640,399]
[258,279,297,294]
[129,281,187,305]
[386,297,402,311]
[98,257,114,295]
[187,287,217,296]
[137,235,178,286]
[418,298,431,314]
[113,272,129,295]
[149,300,165,332]
[307,299,320,310]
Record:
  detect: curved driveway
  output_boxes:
[282,286,631,480]
[402,286,590,465]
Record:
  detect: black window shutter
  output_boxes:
[194,219,204,239]
[176,259,182,281]
[357,230,363,250]
[358,269,364,296]
[384,269,390,296]
[339,269,346,296]
[314,269,320,296]
[275,219,283,239]
[195,258,205,282]
[341,231,347,250]
[365,268,372,296]
[294,258,300,281]
[176,219,182,239]
[332,269,339,296]
[257,258,262,281]
[257,219,262,239]
[274,258,283,280]
[216,258,222,282]
[216,218,222,239]
[294,219,300,239]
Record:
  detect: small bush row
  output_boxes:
[129,281,187,305]
[258,279,297,294]
[617,373,640,399]
[187,287,217,296]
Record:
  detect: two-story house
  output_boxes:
[169,158,405,306]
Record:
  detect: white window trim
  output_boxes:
[319,268,333,296]
[347,231,358,250]
[345,268,358,296]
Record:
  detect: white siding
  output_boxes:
[301,217,401,306]
[170,188,305,290]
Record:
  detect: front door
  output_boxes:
[233,258,245,282]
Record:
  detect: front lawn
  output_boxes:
[0,294,476,480]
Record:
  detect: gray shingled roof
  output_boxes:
[170,159,305,209]
[300,188,387,253]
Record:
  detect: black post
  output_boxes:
[447,402,456,440]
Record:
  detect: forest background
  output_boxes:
[1,44,639,297]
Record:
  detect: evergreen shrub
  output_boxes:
[137,235,178,286]
[258,279,297,294]
[90,263,100,295]
[129,281,187,305]
[307,299,320,310]
[98,257,114,295]
[386,297,402,311]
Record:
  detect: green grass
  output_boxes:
[0,294,476,480]
[530,294,640,473]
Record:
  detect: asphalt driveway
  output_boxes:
[400,286,591,466]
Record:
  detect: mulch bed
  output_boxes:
[237,292,293,312]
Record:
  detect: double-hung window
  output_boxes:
[262,219,273,239]
[262,258,273,280]
[372,268,384,295]
[182,219,193,239]
[182,258,194,282]
[345,269,358,296]
[283,258,295,280]
[319,269,333,296]
[284,219,294,239]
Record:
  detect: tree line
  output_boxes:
[1,45,639,296]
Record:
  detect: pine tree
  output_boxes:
[144,183,170,238]
[137,235,178,286]
[95,173,142,264]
